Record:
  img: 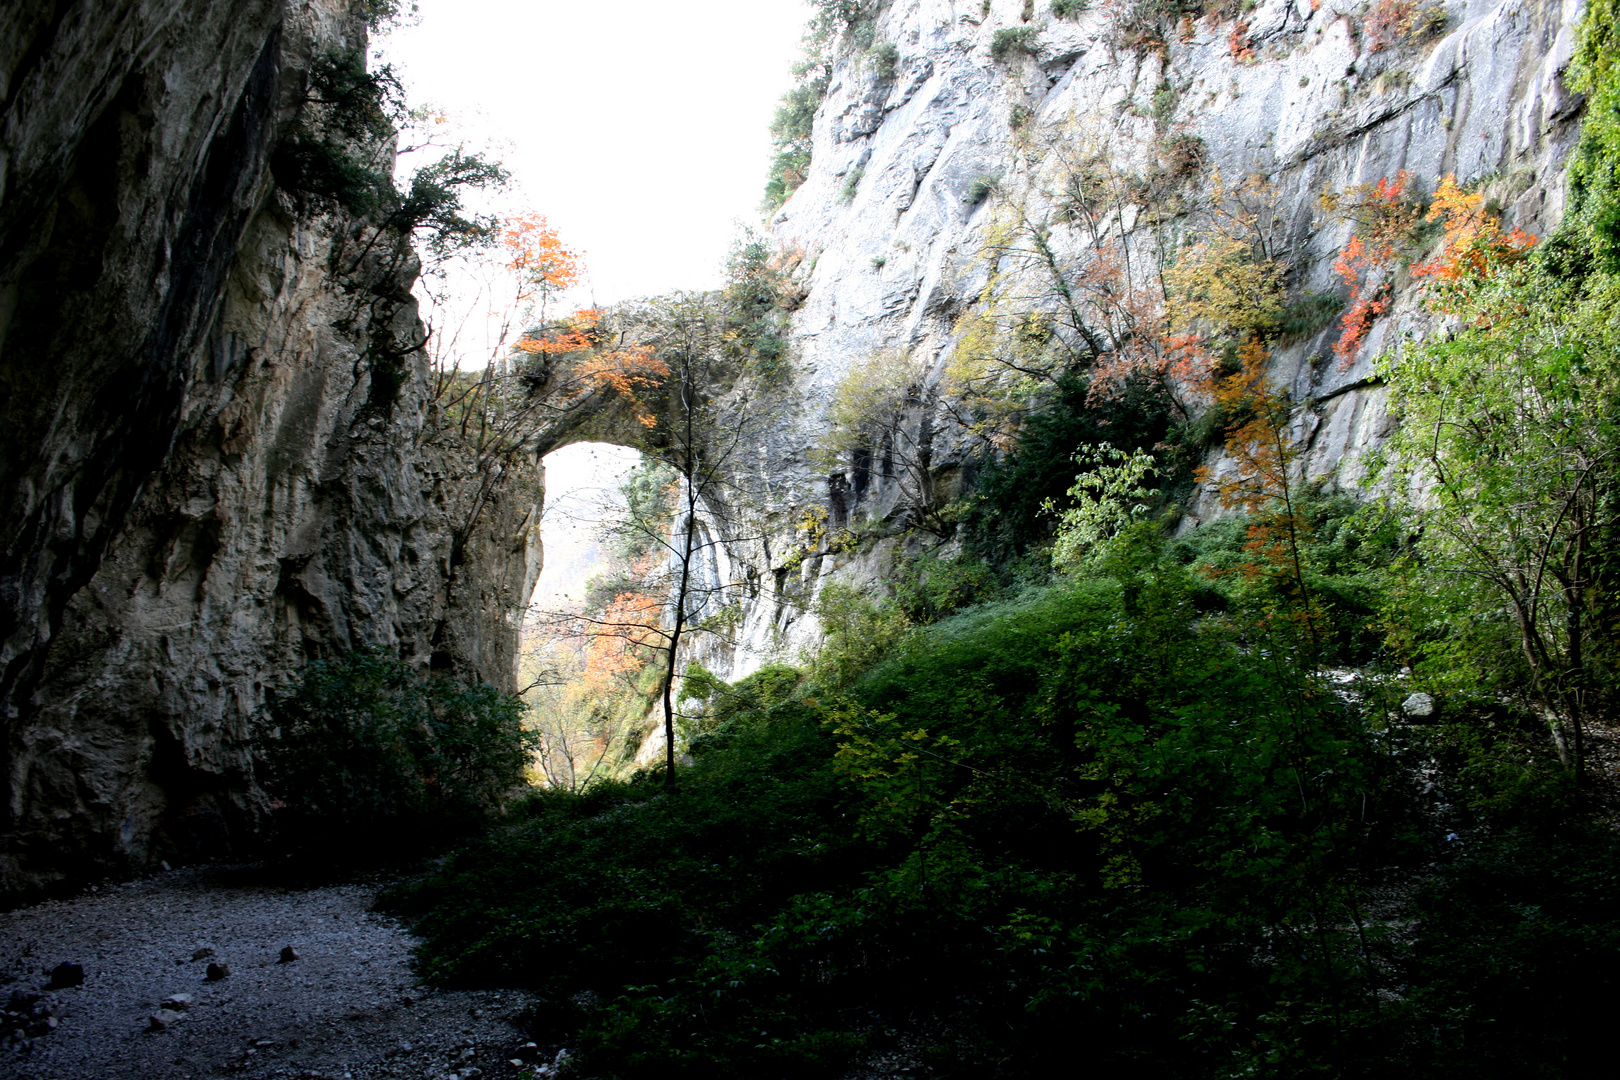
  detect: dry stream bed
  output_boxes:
[0,867,556,1080]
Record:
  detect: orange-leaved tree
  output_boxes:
[431,211,582,403]
[577,592,667,694]
[1194,337,1326,650]
[1412,173,1538,295]
[515,309,670,429]
[1323,170,1424,367]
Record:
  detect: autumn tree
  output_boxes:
[1318,170,1426,366]
[948,128,1180,436]
[946,127,1280,469]
[1193,338,1326,650]
[529,285,781,788]
[1378,174,1614,776]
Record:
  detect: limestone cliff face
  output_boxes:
[693,0,1588,679]
[0,1,540,895]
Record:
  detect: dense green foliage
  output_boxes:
[264,648,535,860]
[392,517,1617,1077]
[989,26,1039,61]
[762,74,826,210]
[271,51,505,254]
[960,373,1173,568]
[719,234,803,381]
[271,52,407,216]
[1563,0,1620,274]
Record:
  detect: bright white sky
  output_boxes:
[530,442,642,610]
[377,3,812,607]
[376,0,813,306]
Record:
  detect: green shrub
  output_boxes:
[363,0,418,32]
[272,52,505,254]
[869,41,900,78]
[762,1,881,209]
[840,163,866,203]
[990,26,1039,60]
[1169,493,1404,665]
[395,536,1411,1075]
[806,582,913,689]
[961,373,1174,569]
[1278,289,1346,341]
[387,704,863,1077]
[890,551,1000,623]
[763,78,825,210]
[965,173,999,203]
[263,647,535,860]
[682,663,804,747]
[271,52,403,215]
[1561,0,1620,273]
[720,235,799,381]
[1052,0,1090,16]
[1158,131,1207,178]
[1150,82,1178,122]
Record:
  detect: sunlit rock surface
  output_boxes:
[711,0,1585,670]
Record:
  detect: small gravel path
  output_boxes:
[0,867,552,1080]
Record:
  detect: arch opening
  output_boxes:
[522,441,684,790]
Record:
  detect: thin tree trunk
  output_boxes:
[661,354,701,790]
[662,499,696,790]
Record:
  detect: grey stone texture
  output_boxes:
[0,1,541,896]
[727,0,1586,660]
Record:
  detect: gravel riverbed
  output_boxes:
[0,867,553,1080]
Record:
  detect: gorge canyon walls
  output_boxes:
[0,1,541,895]
[0,0,1592,889]
[678,0,1588,688]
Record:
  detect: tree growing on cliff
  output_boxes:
[946,122,1205,455]
[1378,173,1620,777]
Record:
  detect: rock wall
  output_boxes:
[0,1,541,896]
[689,0,1588,679]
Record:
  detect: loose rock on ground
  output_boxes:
[0,866,552,1079]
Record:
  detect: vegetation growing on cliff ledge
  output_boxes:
[764,2,887,209]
